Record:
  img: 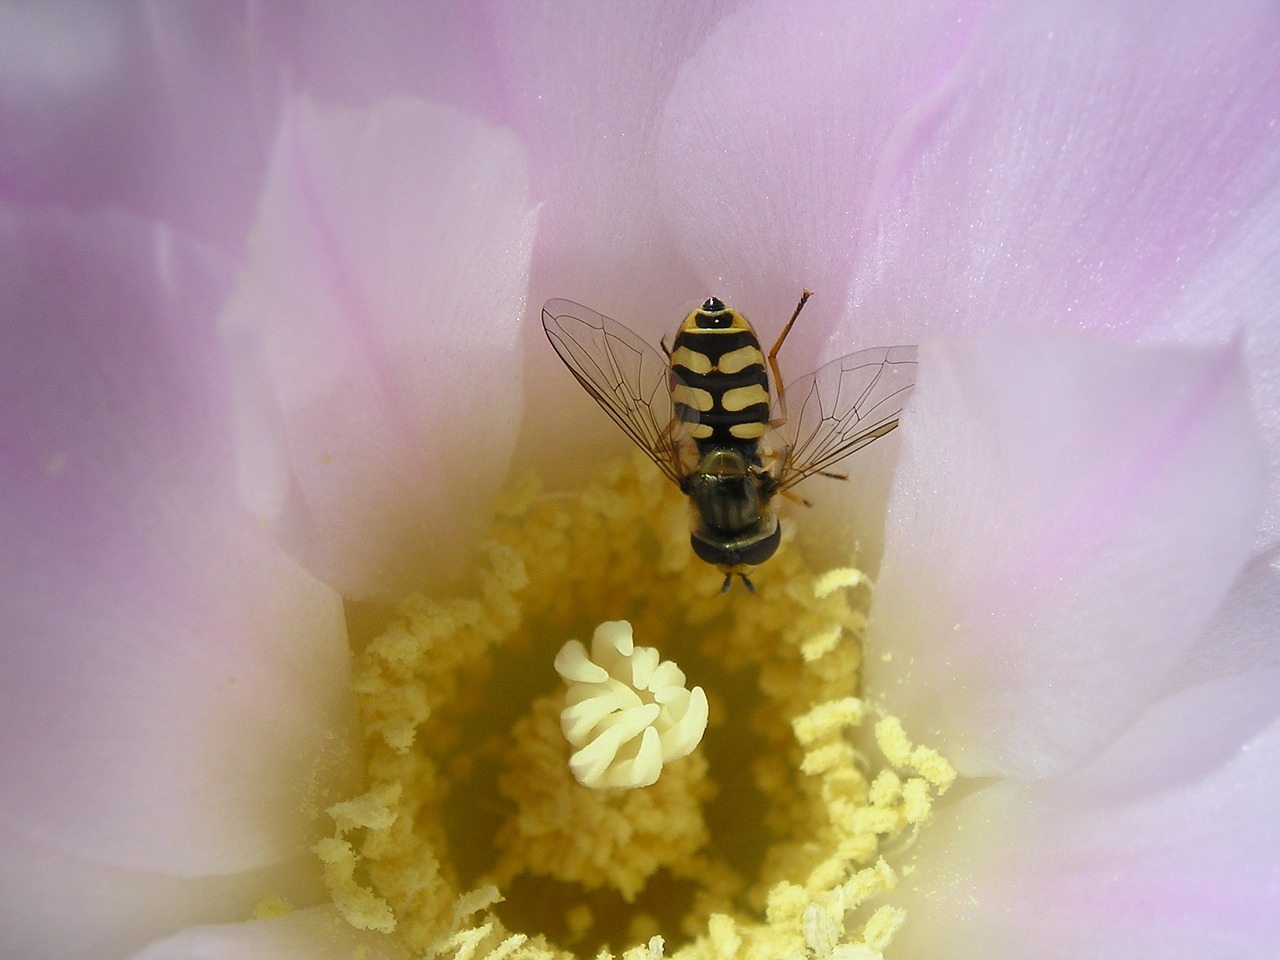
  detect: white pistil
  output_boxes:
[555,621,709,789]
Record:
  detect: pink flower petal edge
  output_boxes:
[484,0,743,316]
[657,0,987,368]
[867,326,1264,780]
[837,2,1280,342]
[1166,546,1280,691]
[0,206,354,878]
[0,3,272,248]
[892,668,1280,960]
[220,96,538,599]
[129,906,414,960]
[0,825,324,960]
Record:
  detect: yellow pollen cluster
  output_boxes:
[317,454,955,960]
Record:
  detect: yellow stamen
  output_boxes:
[316,454,955,959]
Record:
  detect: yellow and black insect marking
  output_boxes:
[670,297,772,446]
[541,290,918,594]
[666,297,785,591]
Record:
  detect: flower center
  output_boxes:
[316,455,954,959]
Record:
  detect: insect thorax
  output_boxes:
[686,447,772,534]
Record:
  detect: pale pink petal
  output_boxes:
[656,0,985,372]
[486,1,753,486]
[0,2,273,247]
[1050,666,1280,810]
[892,674,1280,960]
[221,97,537,598]
[651,2,1280,544]
[0,207,353,877]
[1166,547,1280,692]
[839,1,1280,347]
[249,1,504,121]
[0,822,324,960]
[790,432,911,579]
[867,328,1264,780]
[655,1,1280,356]
[486,0,743,316]
[131,907,414,960]
[833,0,1280,541]
[1160,198,1280,543]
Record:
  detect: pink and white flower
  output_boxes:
[2,2,1277,959]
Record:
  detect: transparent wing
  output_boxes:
[772,344,917,491]
[542,299,692,486]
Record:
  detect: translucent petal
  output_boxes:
[869,327,1264,780]
[893,676,1280,960]
[0,207,354,877]
[221,97,537,598]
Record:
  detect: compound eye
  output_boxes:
[736,522,782,565]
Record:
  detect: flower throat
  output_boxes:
[313,454,954,960]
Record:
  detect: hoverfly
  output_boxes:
[542,292,916,592]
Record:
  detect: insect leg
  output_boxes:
[767,289,813,427]
[780,488,812,508]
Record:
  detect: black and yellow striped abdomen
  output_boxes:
[670,298,771,447]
